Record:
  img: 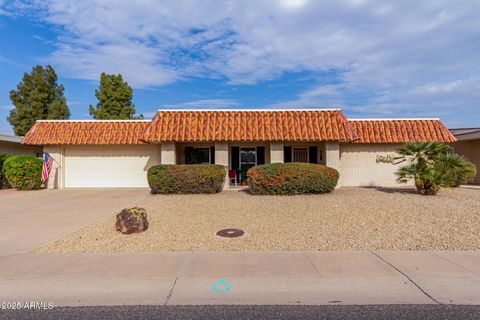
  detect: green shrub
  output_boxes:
[394,142,478,195]
[439,153,477,187]
[247,162,339,195]
[148,164,226,194]
[0,153,11,189]
[3,155,42,190]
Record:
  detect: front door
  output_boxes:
[239,147,256,181]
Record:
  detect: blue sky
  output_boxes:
[1,0,479,134]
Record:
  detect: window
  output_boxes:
[185,147,211,164]
[293,148,308,162]
[240,148,256,165]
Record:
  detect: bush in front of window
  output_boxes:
[3,155,43,190]
[247,163,339,195]
[147,164,226,194]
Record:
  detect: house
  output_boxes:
[0,134,42,156]
[22,109,456,189]
[450,128,480,184]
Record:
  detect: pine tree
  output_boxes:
[89,73,143,119]
[8,65,70,136]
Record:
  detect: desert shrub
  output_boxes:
[247,162,339,195]
[0,153,11,188]
[438,153,477,187]
[148,164,226,194]
[2,155,42,190]
[394,142,478,195]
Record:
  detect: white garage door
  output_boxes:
[65,146,159,188]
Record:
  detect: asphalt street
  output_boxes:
[2,305,480,320]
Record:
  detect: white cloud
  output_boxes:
[279,0,309,10]
[0,0,9,15]
[4,0,480,124]
[267,85,344,108]
[0,104,13,110]
[13,1,478,87]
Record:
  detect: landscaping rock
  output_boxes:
[115,207,149,234]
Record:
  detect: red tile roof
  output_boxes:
[348,119,456,143]
[22,121,149,145]
[141,110,358,142]
[21,112,456,146]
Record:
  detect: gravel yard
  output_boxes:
[37,187,480,252]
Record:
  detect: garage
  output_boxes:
[65,145,159,188]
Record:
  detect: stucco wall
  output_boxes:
[0,141,42,156]
[453,139,480,184]
[339,143,404,187]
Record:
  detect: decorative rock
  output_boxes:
[115,207,149,234]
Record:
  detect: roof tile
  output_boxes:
[141,110,358,142]
[349,120,456,143]
[22,113,456,146]
[22,121,149,145]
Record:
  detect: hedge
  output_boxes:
[247,162,339,195]
[0,153,11,188]
[148,164,226,194]
[3,155,43,190]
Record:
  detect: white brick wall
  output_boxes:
[339,143,405,187]
[270,142,284,163]
[215,142,229,189]
[325,142,340,172]
[160,142,176,164]
[214,142,228,166]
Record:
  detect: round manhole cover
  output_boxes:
[216,228,245,238]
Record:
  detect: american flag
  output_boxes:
[41,152,54,183]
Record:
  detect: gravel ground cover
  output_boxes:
[37,187,480,252]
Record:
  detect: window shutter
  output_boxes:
[256,146,265,165]
[185,146,194,164]
[231,146,240,171]
[283,146,292,163]
[210,146,215,164]
[309,146,318,164]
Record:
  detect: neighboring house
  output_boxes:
[0,134,42,156]
[22,109,456,189]
[450,128,480,184]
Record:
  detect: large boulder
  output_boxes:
[115,207,149,234]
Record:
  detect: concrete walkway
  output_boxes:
[0,188,149,253]
[0,251,479,306]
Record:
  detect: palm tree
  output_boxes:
[437,153,477,187]
[394,142,451,165]
[393,142,474,195]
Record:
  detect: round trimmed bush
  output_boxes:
[3,155,43,190]
[247,162,339,195]
[148,164,226,194]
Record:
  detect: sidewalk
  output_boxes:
[0,251,479,306]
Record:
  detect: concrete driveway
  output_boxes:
[0,188,149,253]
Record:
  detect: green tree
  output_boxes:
[89,73,143,119]
[8,65,70,136]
